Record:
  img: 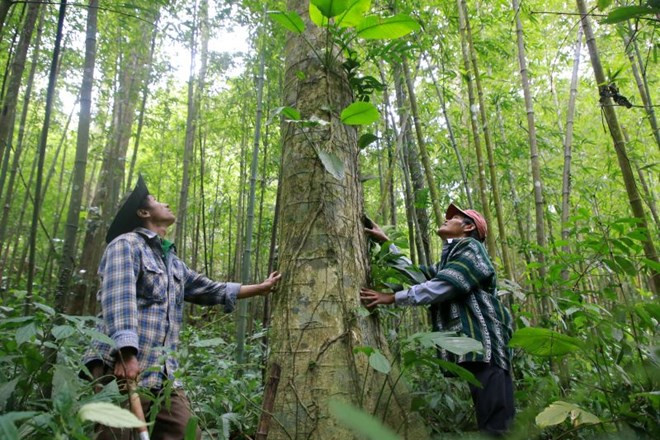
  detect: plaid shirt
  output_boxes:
[83,227,240,389]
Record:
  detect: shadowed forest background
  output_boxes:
[0,0,658,438]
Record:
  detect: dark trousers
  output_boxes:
[461,362,515,436]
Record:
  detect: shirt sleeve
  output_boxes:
[182,264,240,312]
[100,238,141,355]
[394,279,459,306]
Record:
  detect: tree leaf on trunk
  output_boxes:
[317,150,345,180]
[368,350,391,374]
[357,132,378,149]
[340,101,379,125]
[311,0,349,18]
[356,14,420,40]
[268,10,305,34]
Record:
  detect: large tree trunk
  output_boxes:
[261,2,427,438]
[576,0,659,293]
[512,0,549,312]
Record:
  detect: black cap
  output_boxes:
[105,175,149,244]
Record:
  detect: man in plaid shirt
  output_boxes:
[83,176,280,440]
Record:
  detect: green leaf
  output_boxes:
[311,0,349,18]
[0,415,18,440]
[602,6,657,24]
[0,378,19,411]
[282,107,301,121]
[434,359,481,387]
[84,328,116,347]
[33,302,55,316]
[368,351,391,374]
[358,133,378,149]
[356,14,420,40]
[15,322,38,346]
[317,150,345,180]
[336,0,371,27]
[329,400,401,440]
[509,327,582,356]
[597,0,613,10]
[190,337,226,347]
[536,401,600,428]
[432,334,484,356]
[78,402,148,428]
[184,416,199,440]
[52,324,76,340]
[309,4,330,27]
[340,101,380,125]
[269,10,305,34]
[353,346,375,356]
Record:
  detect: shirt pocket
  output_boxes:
[138,255,166,304]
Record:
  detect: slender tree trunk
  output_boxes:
[456,0,496,257]
[0,5,43,251]
[424,51,472,208]
[0,1,39,197]
[126,17,159,190]
[26,0,66,312]
[237,11,266,364]
[561,25,582,281]
[175,2,199,253]
[261,2,428,438]
[461,0,513,279]
[576,0,659,293]
[394,63,429,265]
[377,63,397,226]
[0,0,13,39]
[622,28,660,150]
[512,0,549,312]
[401,57,443,228]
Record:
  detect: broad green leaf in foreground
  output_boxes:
[317,150,345,180]
[312,0,349,18]
[329,400,400,440]
[269,10,305,34]
[78,402,148,428]
[340,101,379,125]
[357,132,378,149]
[356,14,420,40]
[337,0,371,27]
[368,351,391,374]
[536,401,600,428]
[509,327,582,356]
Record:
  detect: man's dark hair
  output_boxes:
[136,195,151,225]
[461,216,482,241]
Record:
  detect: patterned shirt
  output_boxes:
[82,227,241,389]
[393,238,513,370]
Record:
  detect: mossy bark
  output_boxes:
[263,2,428,439]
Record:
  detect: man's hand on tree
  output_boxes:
[364,220,390,243]
[114,347,139,381]
[360,287,395,308]
[260,271,282,295]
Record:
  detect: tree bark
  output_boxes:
[0,0,14,39]
[261,2,427,438]
[576,0,659,293]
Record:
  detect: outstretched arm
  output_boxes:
[238,271,282,299]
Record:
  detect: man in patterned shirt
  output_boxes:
[360,203,514,436]
[83,176,281,439]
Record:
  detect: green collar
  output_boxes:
[161,238,174,259]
